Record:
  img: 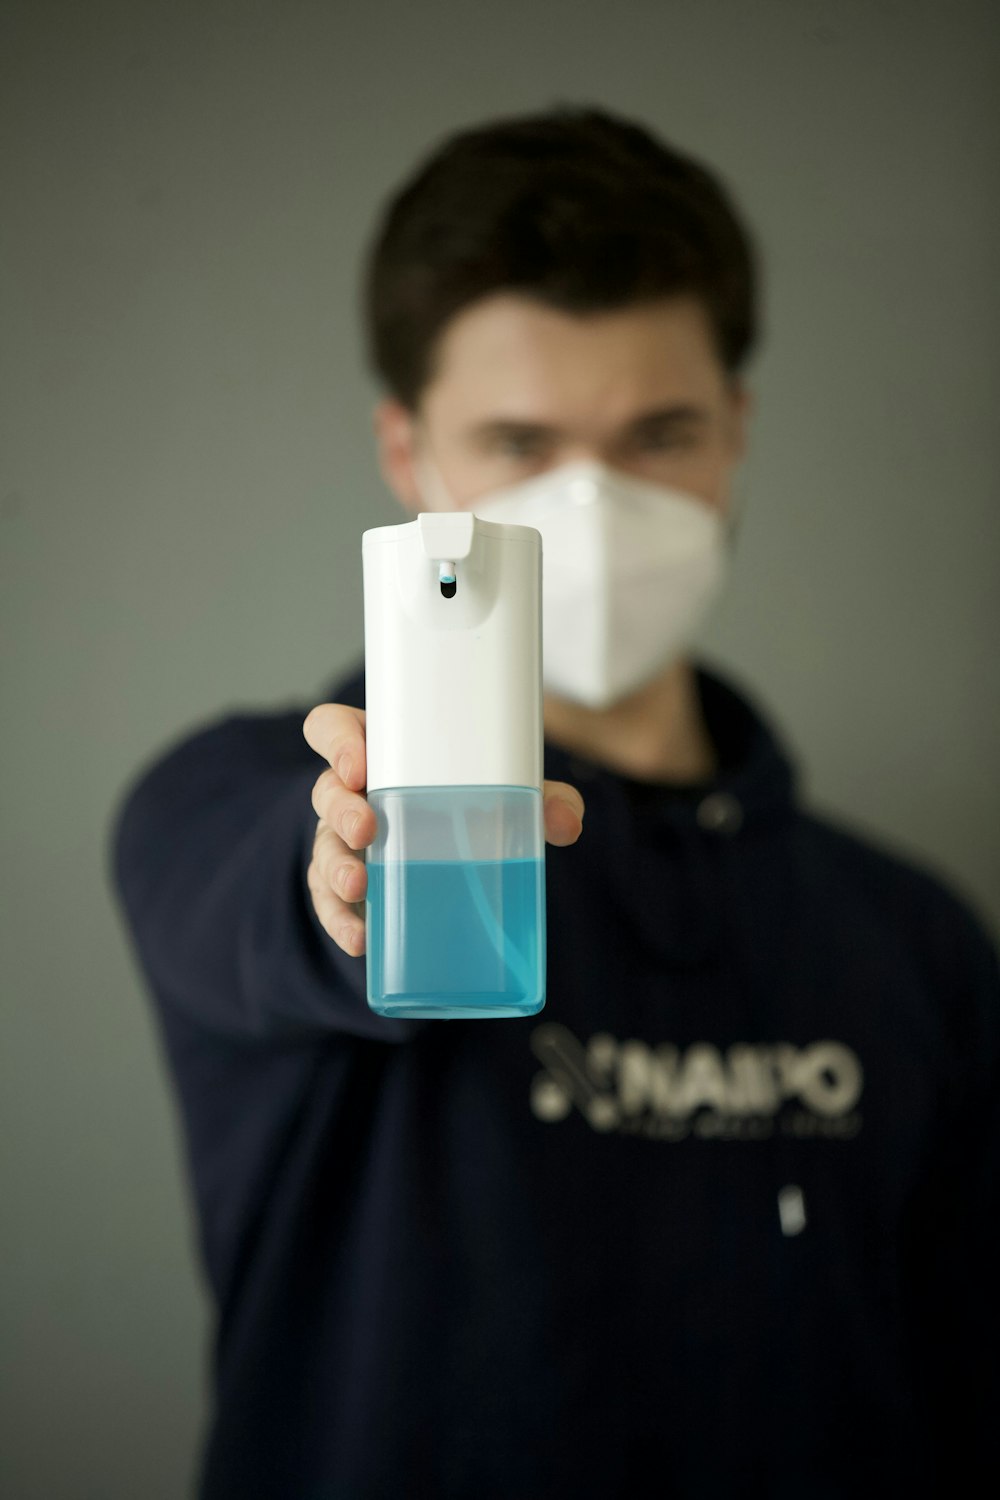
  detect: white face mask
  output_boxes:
[417,456,734,711]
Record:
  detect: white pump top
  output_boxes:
[362,512,543,793]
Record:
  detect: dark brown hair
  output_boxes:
[363,104,760,409]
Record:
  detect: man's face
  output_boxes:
[374,292,751,514]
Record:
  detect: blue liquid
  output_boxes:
[366,857,546,1018]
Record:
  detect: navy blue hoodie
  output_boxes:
[110,657,999,1499]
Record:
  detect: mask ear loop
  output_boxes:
[723,451,751,559]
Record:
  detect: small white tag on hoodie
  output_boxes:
[778,1184,807,1237]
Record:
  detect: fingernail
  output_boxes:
[337,753,352,783]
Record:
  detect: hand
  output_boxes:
[303,703,585,958]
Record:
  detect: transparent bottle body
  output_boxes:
[365,786,546,1019]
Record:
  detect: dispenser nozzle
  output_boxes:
[418,511,475,564]
[439,561,456,584]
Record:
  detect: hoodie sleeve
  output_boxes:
[108,706,423,1044]
[952,921,1000,1483]
[908,894,1000,1486]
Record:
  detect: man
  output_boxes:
[111,106,999,1498]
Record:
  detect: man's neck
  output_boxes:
[543,656,718,785]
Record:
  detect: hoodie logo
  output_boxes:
[529,1023,863,1141]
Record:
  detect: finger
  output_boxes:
[543,780,585,846]
[313,821,368,902]
[310,876,367,956]
[302,703,367,790]
[308,826,367,954]
[310,773,377,848]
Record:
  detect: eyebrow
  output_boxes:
[466,404,710,443]
[625,404,710,434]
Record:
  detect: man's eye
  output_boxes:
[636,429,696,452]
[496,433,546,458]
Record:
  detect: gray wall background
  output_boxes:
[2,0,998,1494]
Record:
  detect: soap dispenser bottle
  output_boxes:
[361,510,546,1019]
